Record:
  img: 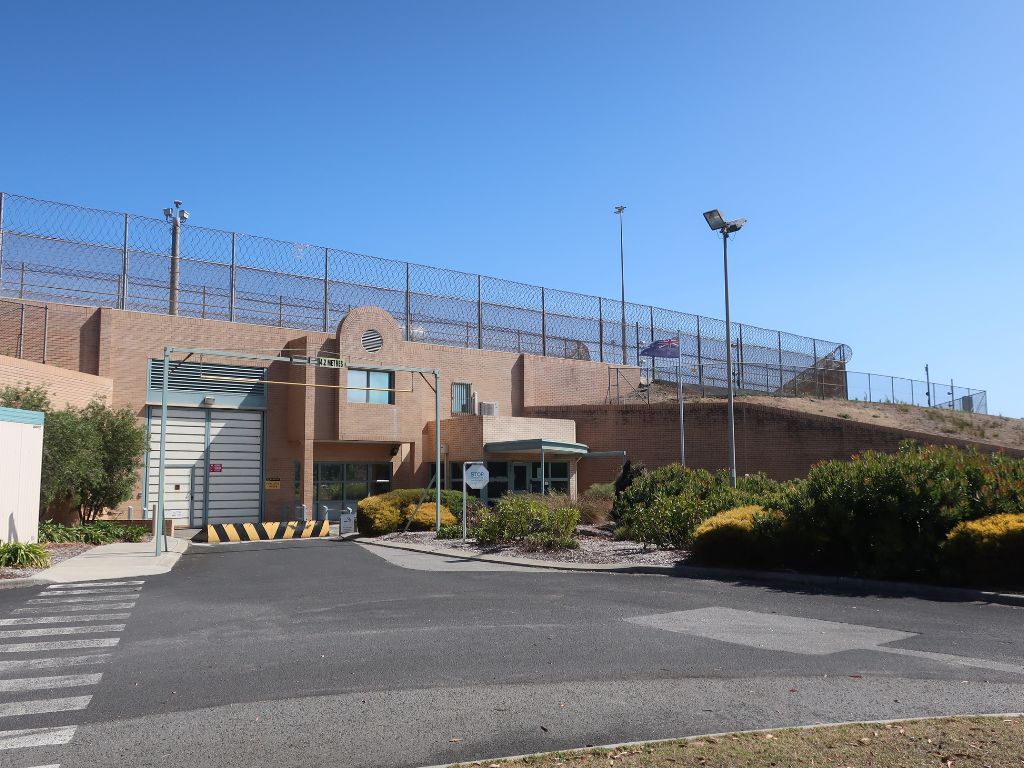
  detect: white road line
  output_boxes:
[23,764,61,768]
[0,654,112,672]
[0,613,130,626]
[14,602,137,613]
[0,725,77,750]
[0,696,92,717]
[0,624,125,640]
[27,595,139,605]
[43,588,141,596]
[47,580,143,588]
[0,638,119,653]
[0,673,102,692]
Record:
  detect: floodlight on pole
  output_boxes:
[164,200,190,315]
[702,209,746,487]
[614,205,627,365]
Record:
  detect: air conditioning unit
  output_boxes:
[478,401,499,417]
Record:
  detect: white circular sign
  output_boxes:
[464,464,490,490]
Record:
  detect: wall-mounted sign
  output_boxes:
[209,463,223,473]
[288,355,347,368]
[264,477,281,490]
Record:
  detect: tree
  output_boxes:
[40,407,102,515]
[76,401,147,523]
[0,384,51,412]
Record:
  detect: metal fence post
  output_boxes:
[229,232,236,322]
[42,305,48,363]
[867,373,872,402]
[910,378,914,405]
[476,274,483,349]
[323,247,330,333]
[120,213,129,310]
[891,377,895,403]
[540,287,547,356]
[0,191,5,285]
[598,298,604,363]
[404,263,411,341]
[17,304,25,358]
[695,316,704,393]
[648,306,655,343]
[19,261,25,299]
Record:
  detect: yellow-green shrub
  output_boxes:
[690,505,786,567]
[943,513,1024,588]
[357,491,457,536]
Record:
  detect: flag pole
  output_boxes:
[677,330,685,467]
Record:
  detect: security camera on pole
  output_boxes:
[462,462,489,540]
[163,200,189,315]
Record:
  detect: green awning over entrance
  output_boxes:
[484,439,590,455]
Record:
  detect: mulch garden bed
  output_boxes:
[379,530,685,567]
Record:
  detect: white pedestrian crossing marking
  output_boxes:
[0,638,119,653]
[47,580,143,588]
[0,654,112,673]
[0,624,125,639]
[0,725,77,750]
[0,613,130,626]
[43,588,141,596]
[27,595,139,605]
[0,696,92,717]
[0,673,102,692]
[15,602,137,613]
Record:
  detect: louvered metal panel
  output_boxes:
[146,360,268,409]
[146,406,263,526]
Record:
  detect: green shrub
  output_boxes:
[944,513,1024,587]
[356,489,460,535]
[436,522,465,540]
[474,495,579,549]
[38,520,79,543]
[586,483,616,499]
[576,489,614,526]
[612,465,791,549]
[38,520,147,545]
[691,505,786,568]
[787,442,1024,580]
[0,542,51,569]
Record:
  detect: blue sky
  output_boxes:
[2,1,1022,415]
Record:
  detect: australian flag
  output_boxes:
[640,337,680,359]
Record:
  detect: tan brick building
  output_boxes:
[0,300,635,527]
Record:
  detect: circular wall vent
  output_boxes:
[361,328,384,353]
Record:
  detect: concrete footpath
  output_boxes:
[359,537,1024,608]
[0,535,188,588]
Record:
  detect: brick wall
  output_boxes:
[0,354,113,408]
[527,401,1024,491]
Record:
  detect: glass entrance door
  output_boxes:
[314,462,391,520]
[510,462,529,493]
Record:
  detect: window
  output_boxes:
[532,461,569,494]
[347,369,394,404]
[452,382,473,414]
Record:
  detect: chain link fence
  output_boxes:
[0,192,987,413]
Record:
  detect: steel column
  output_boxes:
[598,298,604,363]
[155,347,170,556]
[17,304,25,358]
[42,306,48,363]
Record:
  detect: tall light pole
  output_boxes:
[163,200,189,315]
[614,205,627,365]
[703,209,746,488]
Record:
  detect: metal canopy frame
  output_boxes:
[154,345,442,555]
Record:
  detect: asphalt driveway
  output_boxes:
[2,539,1022,768]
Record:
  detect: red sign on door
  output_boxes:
[209,463,223,473]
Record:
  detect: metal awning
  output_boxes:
[484,439,590,455]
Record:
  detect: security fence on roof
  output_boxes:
[0,192,986,412]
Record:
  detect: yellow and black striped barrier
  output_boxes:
[203,520,330,543]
